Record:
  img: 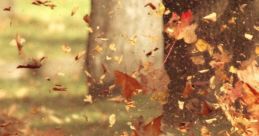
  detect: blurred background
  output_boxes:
[0,0,161,135]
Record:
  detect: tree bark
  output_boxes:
[86,0,164,96]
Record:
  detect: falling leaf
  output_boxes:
[61,44,71,53]
[114,71,143,100]
[109,114,116,127]
[200,101,213,115]
[144,3,156,10]
[132,115,163,136]
[74,50,86,61]
[52,84,67,92]
[32,0,56,9]
[15,34,23,55]
[255,46,259,55]
[244,33,253,40]
[178,101,184,110]
[83,14,90,24]
[203,12,217,22]
[17,57,46,69]
[182,82,193,98]
[71,6,79,16]
[83,95,93,104]
[195,39,209,52]
[109,43,117,51]
[3,6,11,11]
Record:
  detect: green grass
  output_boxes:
[0,1,162,135]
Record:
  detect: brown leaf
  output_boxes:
[74,50,86,61]
[182,82,193,98]
[200,101,213,116]
[132,115,163,136]
[114,71,143,100]
[17,57,46,69]
[71,6,79,16]
[52,84,67,92]
[15,34,23,55]
[144,3,156,10]
[83,14,90,24]
[32,0,56,9]
[3,6,11,11]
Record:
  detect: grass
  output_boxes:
[0,1,162,135]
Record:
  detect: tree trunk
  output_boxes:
[86,0,164,96]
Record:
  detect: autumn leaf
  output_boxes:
[165,10,197,44]
[132,115,163,136]
[3,6,11,11]
[83,14,90,24]
[52,84,67,92]
[74,50,86,61]
[114,71,143,100]
[17,57,46,69]
[200,101,213,116]
[15,34,23,55]
[182,82,193,98]
[71,6,79,16]
[144,3,156,10]
[32,0,56,9]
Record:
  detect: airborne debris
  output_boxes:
[109,114,116,127]
[203,12,217,22]
[3,6,11,11]
[17,57,46,69]
[52,84,67,92]
[32,0,56,9]
[144,3,156,10]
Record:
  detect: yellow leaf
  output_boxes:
[195,39,209,52]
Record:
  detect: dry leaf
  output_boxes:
[17,57,46,69]
[114,71,143,100]
[182,82,193,98]
[144,3,156,10]
[83,14,90,24]
[195,39,209,52]
[203,12,217,22]
[3,6,11,11]
[75,50,86,61]
[132,115,163,136]
[52,84,67,92]
[71,6,79,16]
[109,114,116,127]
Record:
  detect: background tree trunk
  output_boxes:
[86,0,164,96]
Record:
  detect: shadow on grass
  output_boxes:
[0,95,161,135]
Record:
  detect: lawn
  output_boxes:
[0,1,162,135]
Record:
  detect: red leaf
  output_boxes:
[200,101,213,116]
[83,14,90,24]
[180,10,193,24]
[114,71,143,100]
[182,82,193,98]
[132,115,163,136]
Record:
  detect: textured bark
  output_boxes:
[86,0,164,96]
